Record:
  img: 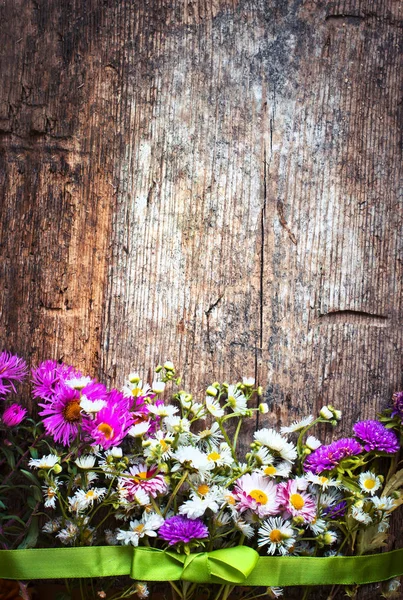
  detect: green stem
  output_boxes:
[164,471,188,517]
[232,418,243,453]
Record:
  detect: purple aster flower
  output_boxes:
[304,438,363,474]
[392,391,403,422]
[38,382,90,446]
[32,360,83,401]
[353,420,400,453]
[158,515,209,546]
[0,351,27,397]
[323,500,347,519]
[2,403,27,426]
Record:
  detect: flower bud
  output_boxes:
[128,372,141,384]
[259,402,269,414]
[320,406,333,420]
[152,381,165,394]
[53,464,62,474]
[164,361,175,371]
[206,385,218,397]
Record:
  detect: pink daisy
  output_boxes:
[83,390,133,450]
[2,403,27,426]
[119,463,167,500]
[38,383,88,446]
[232,473,280,518]
[32,360,83,401]
[277,480,316,523]
[0,351,27,397]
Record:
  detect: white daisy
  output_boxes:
[358,471,381,496]
[79,396,107,414]
[69,487,107,512]
[179,486,223,519]
[234,517,254,538]
[28,454,60,470]
[56,521,79,545]
[308,517,327,535]
[306,473,340,490]
[371,496,395,512]
[254,446,274,466]
[306,436,322,450]
[258,517,295,555]
[128,421,150,437]
[322,531,338,545]
[147,403,178,418]
[151,381,165,394]
[143,432,174,460]
[261,461,292,478]
[205,398,224,418]
[206,443,234,467]
[164,416,191,434]
[351,505,372,525]
[279,441,297,462]
[254,428,287,452]
[172,446,213,479]
[280,415,314,434]
[42,479,60,509]
[65,376,92,390]
[197,422,224,449]
[116,512,164,546]
[75,455,96,470]
[226,385,248,415]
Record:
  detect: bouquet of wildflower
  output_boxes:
[0,350,403,600]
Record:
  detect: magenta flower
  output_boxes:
[392,391,403,423]
[32,360,83,401]
[38,383,88,446]
[304,438,363,474]
[158,515,209,546]
[2,403,27,426]
[0,351,27,397]
[277,479,316,523]
[119,463,167,500]
[353,420,400,453]
[83,391,133,449]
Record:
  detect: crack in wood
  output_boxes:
[276,199,297,245]
[318,309,390,326]
[205,294,223,356]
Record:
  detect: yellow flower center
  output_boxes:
[249,489,268,504]
[134,524,145,533]
[198,484,210,495]
[208,451,221,461]
[290,493,305,510]
[159,439,169,452]
[264,466,277,476]
[63,400,81,423]
[131,387,142,397]
[226,494,236,505]
[47,488,56,498]
[269,529,283,543]
[137,471,148,480]
[364,479,376,489]
[319,477,328,485]
[97,423,114,439]
[86,490,95,499]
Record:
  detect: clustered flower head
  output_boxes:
[0,351,402,600]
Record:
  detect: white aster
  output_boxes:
[261,461,292,478]
[69,487,107,512]
[128,421,150,437]
[197,422,224,449]
[306,436,322,451]
[147,403,178,418]
[75,455,97,470]
[351,505,372,525]
[280,415,314,434]
[234,517,254,539]
[29,454,60,469]
[42,518,62,533]
[242,377,255,387]
[371,496,395,512]
[79,396,107,414]
[65,376,92,390]
[164,416,191,434]
[179,486,223,519]
[42,478,60,509]
[206,443,234,467]
[172,446,213,479]
[116,512,164,546]
[258,516,295,555]
[205,398,224,418]
[56,521,79,545]
[226,385,248,415]
[254,428,287,452]
[358,471,382,496]
[306,473,340,490]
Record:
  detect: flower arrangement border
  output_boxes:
[1,546,403,587]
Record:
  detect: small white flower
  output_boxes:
[205,398,224,418]
[261,461,292,478]
[69,487,107,512]
[116,512,164,546]
[79,396,107,414]
[322,531,338,545]
[306,473,340,490]
[242,377,255,387]
[206,443,234,467]
[165,416,190,434]
[56,521,79,545]
[197,422,224,449]
[319,406,333,420]
[254,428,287,452]
[371,496,395,512]
[151,381,165,394]
[254,446,274,466]
[128,372,141,383]
[29,454,60,469]
[75,455,96,470]
[259,402,269,414]
[147,403,178,418]
[65,376,92,390]
[134,583,150,599]
[279,441,297,462]
[42,518,62,533]
[226,385,248,415]
[258,516,295,555]
[128,421,150,437]
[42,480,60,509]
[179,486,224,519]
[172,446,213,479]
[280,415,314,434]
[234,517,254,538]
[306,436,321,450]
[358,471,381,496]
[351,505,372,525]
[268,587,284,598]
[108,447,123,459]
[309,517,327,535]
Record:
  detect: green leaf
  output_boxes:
[20,469,41,487]
[382,468,403,497]
[17,516,39,549]
[357,524,388,555]
[0,445,15,469]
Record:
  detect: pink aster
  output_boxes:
[0,351,27,397]
[119,463,167,500]
[277,480,316,523]
[38,382,89,446]
[82,390,133,450]
[2,403,27,426]
[32,360,83,402]
[232,473,280,518]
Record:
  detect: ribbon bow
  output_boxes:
[131,546,260,584]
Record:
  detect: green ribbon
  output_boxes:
[1,546,403,587]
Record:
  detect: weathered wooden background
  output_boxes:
[1,0,402,455]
